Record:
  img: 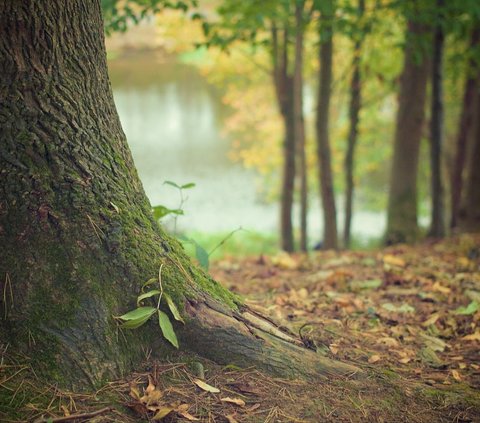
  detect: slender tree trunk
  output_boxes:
[344,0,364,249]
[385,19,430,245]
[294,1,308,252]
[450,28,480,229]
[458,88,480,232]
[0,0,359,389]
[316,0,338,250]
[272,25,296,252]
[428,0,445,238]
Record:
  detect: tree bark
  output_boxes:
[450,28,480,229]
[316,0,338,250]
[272,24,296,252]
[385,19,430,245]
[294,1,308,252]
[458,88,480,232]
[0,0,359,389]
[344,0,364,249]
[428,0,445,238]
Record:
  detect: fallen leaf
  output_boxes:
[146,375,156,394]
[153,407,173,420]
[451,370,462,381]
[368,354,381,364]
[419,333,448,352]
[422,312,441,327]
[225,414,239,423]
[383,255,406,268]
[432,282,451,294]
[221,397,246,406]
[398,357,411,364]
[329,344,339,355]
[130,383,141,400]
[455,301,479,315]
[462,329,480,341]
[193,378,220,393]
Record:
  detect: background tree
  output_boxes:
[385,5,430,245]
[0,0,357,389]
[316,0,338,249]
[294,0,308,251]
[343,0,365,248]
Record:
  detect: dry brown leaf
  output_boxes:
[368,354,381,364]
[422,312,441,327]
[225,414,239,423]
[130,383,141,400]
[462,330,480,341]
[451,370,462,381]
[193,378,220,393]
[329,344,339,355]
[221,397,246,406]
[153,407,173,420]
[383,255,406,268]
[146,375,156,394]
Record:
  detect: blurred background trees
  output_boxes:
[102,0,480,252]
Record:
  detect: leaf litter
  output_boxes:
[1,235,480,422]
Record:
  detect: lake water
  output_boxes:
[108,53,387,245]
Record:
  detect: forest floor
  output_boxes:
[2,234,480,422]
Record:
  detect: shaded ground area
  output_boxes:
[1,235,480,422]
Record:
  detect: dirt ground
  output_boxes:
[2,235,480,422]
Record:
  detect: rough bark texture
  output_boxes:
[294,2,308,252]
[428,0,445,238]
[450,28,480,229]
[0,0,359,389]
[316,0,338,250]
[272,25,296,252]
[458,88,480,232]
[385,19,430,245]
[344,0,364,249]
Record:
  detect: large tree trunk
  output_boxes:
[344,0,364,249]
[428,0,446,238]
[385,19,430,245]
[0,0,358,389]
[294,1,308,252]
[272,24,296,252]
[450,28,480,229]
[316,0,338,250]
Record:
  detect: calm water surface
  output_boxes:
[108,53,386,244]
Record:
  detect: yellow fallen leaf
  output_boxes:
[368,354,381,364]
[193,378,220,393]
[225,414,239,423]
[432,282,451,294]
[451,370,462,381]
[459,363,467,369]
[422,312,441,327]
[329,344,339,355]
[130,383,141,400]
[383,255,406,268]
[398,357,411,364]
[153,407,173,420]
[178,409,199,421]
[146,375,156,394]
[462,330,480,341]
[221,397,246,406]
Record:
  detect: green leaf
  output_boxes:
[455,301,479,315]
[350,279,382,291]
[118,306,156,321]
[152,205,184,221]
[158,310,179,348]
[118,307,156,329]
[181,182,196,189]
[120,313,153,329]
[137,290,161,306]
[142,277,157,290]
[164,293,185,323]
[195,242,209,271]
[164,180,181,189]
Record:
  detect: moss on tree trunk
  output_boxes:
[0,0,360,389]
